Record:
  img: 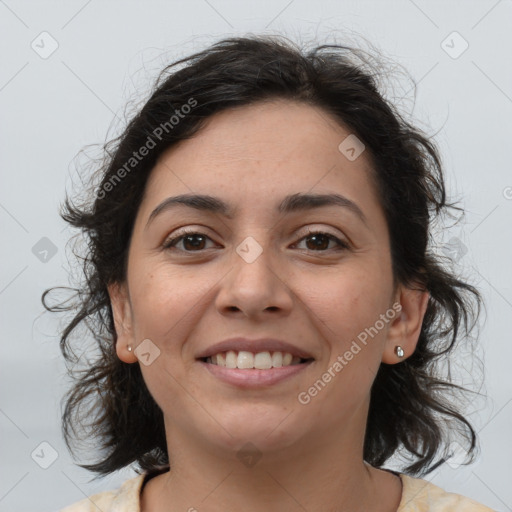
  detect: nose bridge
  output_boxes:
[234,236,274,287]
[215,233,292,317]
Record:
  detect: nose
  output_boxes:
[215,238,294,320]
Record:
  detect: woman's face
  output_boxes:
[110,99,427,457]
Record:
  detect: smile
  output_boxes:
[201,350,312,369]
[198,351,314,388]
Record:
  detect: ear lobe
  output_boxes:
[382,286,430,364]
[107,282,138,363]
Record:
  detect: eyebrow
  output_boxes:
[145,192,368,229]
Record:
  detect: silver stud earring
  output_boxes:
[127,345,132,352]
[395,345,404,358]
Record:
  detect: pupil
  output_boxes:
[307,234,328,250]
[184,234,205,250]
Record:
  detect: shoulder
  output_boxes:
[59,474,146,512]
[398,473,496,511]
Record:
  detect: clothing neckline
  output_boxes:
[138,467,405,511]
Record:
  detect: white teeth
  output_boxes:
[206,350,307,369]
[271,352,283,367]
[254,351,272,369]
[237,351,254,369]
[225,350,237,368]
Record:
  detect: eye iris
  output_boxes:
[306,234,329,250]
[183,234,206,250]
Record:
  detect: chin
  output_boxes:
[208,407,305,454]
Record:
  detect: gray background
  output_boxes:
[1,1,511,510]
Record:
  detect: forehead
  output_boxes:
[160,99,365,170]
[139,99,382,224]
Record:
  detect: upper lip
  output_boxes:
[196,338,315,360]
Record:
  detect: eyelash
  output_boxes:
[162,228,350,253]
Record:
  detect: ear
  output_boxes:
[382,284,430,364]
[108,281,138,364]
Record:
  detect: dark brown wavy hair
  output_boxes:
[42,34,484,479]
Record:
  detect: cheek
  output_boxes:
[300,264,392,340]
[129,269,206,409]
[297,274,391,419]
[127,265,194,341]
[127,263,223,360]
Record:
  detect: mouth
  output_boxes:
[199,350,314,369]
[196,346,315,387]
[195,338,315,387]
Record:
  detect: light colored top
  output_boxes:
[60,472,496,511]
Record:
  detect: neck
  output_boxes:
[141,416,402,512]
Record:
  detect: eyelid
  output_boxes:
[296,225,345,238]
[295,224,350,243]
[162,226,218,248]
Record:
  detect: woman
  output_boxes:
[45,35,495,511]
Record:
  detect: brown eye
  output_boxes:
[294,231,349,252]
[163,232,215,252]
[305,233,330,250]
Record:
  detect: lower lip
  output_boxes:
[198,360,313,388]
